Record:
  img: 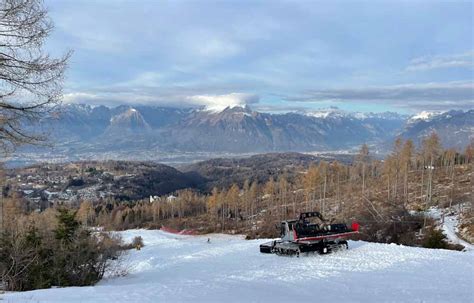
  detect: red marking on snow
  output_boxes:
[161,226,198,235]
[296,231,359,243]
[351,221,360,232]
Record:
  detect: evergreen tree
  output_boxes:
[55,208,79,243]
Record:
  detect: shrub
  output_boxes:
[0,208,123,291]
[422,228,448,249]
[357,209,425,246]
[121,236,145,250]
[132,236,144,248]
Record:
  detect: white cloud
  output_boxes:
[62,92,101,103]
[406,52,473,71]
[62,89,260,111]
[187,93,259,111]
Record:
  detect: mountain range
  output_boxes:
[17,104,473,165]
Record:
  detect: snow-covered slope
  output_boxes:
[3,230,473,303]
[443,215,474,250]
[426,207,474,250]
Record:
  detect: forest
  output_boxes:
[16,133,468,247]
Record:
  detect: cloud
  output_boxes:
[63,80,473,113]
[187,93,259,111]
[284,81,474,111]
[406,52,473,71]
[62,92,102,103]
[62,89,260,111]
[46,1,473,113]
[177,30,242,59]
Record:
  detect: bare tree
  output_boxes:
[332,161,342,214]
[422,132,441,206]
[464,139,474,164]
[0,163,4,231]
[278,175,289,220]
[319,160,328,215]
[0,0,70,154]
[401,139,414,204]
[356,144,370,196]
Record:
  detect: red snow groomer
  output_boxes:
[260,212,359,256]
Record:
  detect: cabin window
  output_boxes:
[280,223,286,237]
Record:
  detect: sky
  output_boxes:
[44,0,474,113]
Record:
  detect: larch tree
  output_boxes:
[277,175,289,219]
[444,148,457,211]
[226,184,240,222]
[242,179,250,221]
[264,177,276,217]
[0,163,4,231]
[0,0,71,154]
[207,187,219,223]
[248,181,258,225]
[76,200,95,227]
[303,164,320,211]
[382,155,396,201]
[421,132,442,206]
[401,139,414,204]
[332,161,342,214]
[391,138,403,199]
[356,144,370,196]
[318,161,328,215]
[464,140,474,164]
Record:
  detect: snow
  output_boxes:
[304,108,404,121]
[443,215,474,250]
[189,93,255,112]
[3,230,473,303]
[353,112,369,119]
[425,207,473,251]
[409,111,443,122]
[306,110,333,118]
[305,108,346,119]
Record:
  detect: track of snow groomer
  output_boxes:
[3,229,473,303]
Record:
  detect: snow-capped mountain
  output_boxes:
[160,105,406,152]
[303,107,348,119]
[22,104,473,160]
[408,110,444,122]
[303,107,404,121]
[399,110,474,148]
[107,108,151,132]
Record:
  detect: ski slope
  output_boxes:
[3,229,473,303]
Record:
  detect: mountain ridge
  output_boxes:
[16,104,473,164]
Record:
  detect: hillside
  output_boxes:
[3,230,472,303]
[6,152,354,208]
[181,152,353,189]
[6,161,207,204]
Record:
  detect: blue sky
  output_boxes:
[45,0,473,113]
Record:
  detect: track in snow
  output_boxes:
[3,229,473,303]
